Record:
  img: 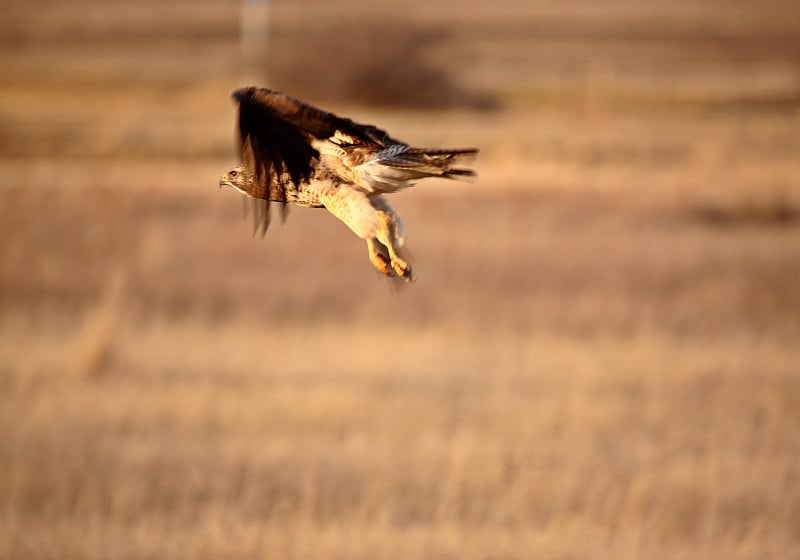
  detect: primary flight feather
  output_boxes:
[219,87,478,281]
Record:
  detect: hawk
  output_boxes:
[219,87,478,281]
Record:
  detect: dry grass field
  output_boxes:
[2,1,800,558]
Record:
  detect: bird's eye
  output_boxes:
[230,170,238,178]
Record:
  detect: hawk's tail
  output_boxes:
[377,148,478,180]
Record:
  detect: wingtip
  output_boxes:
[232,86,285,104]
[231,86,258,103]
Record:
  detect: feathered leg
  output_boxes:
[320,187,402,279]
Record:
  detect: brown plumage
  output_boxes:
[219,87,477,281]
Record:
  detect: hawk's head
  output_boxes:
[219,166,255,196]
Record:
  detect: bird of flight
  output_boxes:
[219,87,478,281]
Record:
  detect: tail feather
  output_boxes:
[442,168,476,179]
[377,147,478,180]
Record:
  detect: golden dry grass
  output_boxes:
[2,1,800,558]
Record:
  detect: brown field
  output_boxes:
[2,1,800,558]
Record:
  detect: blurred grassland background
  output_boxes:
[1,0,800,558]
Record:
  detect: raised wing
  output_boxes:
[233,87,402,197]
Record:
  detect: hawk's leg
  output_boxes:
[366,238,395,278]
[376,211,412,281]
[318,187,410,280]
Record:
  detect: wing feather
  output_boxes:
[232,87,403,197]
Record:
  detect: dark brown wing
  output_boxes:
[233,87,402,197]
